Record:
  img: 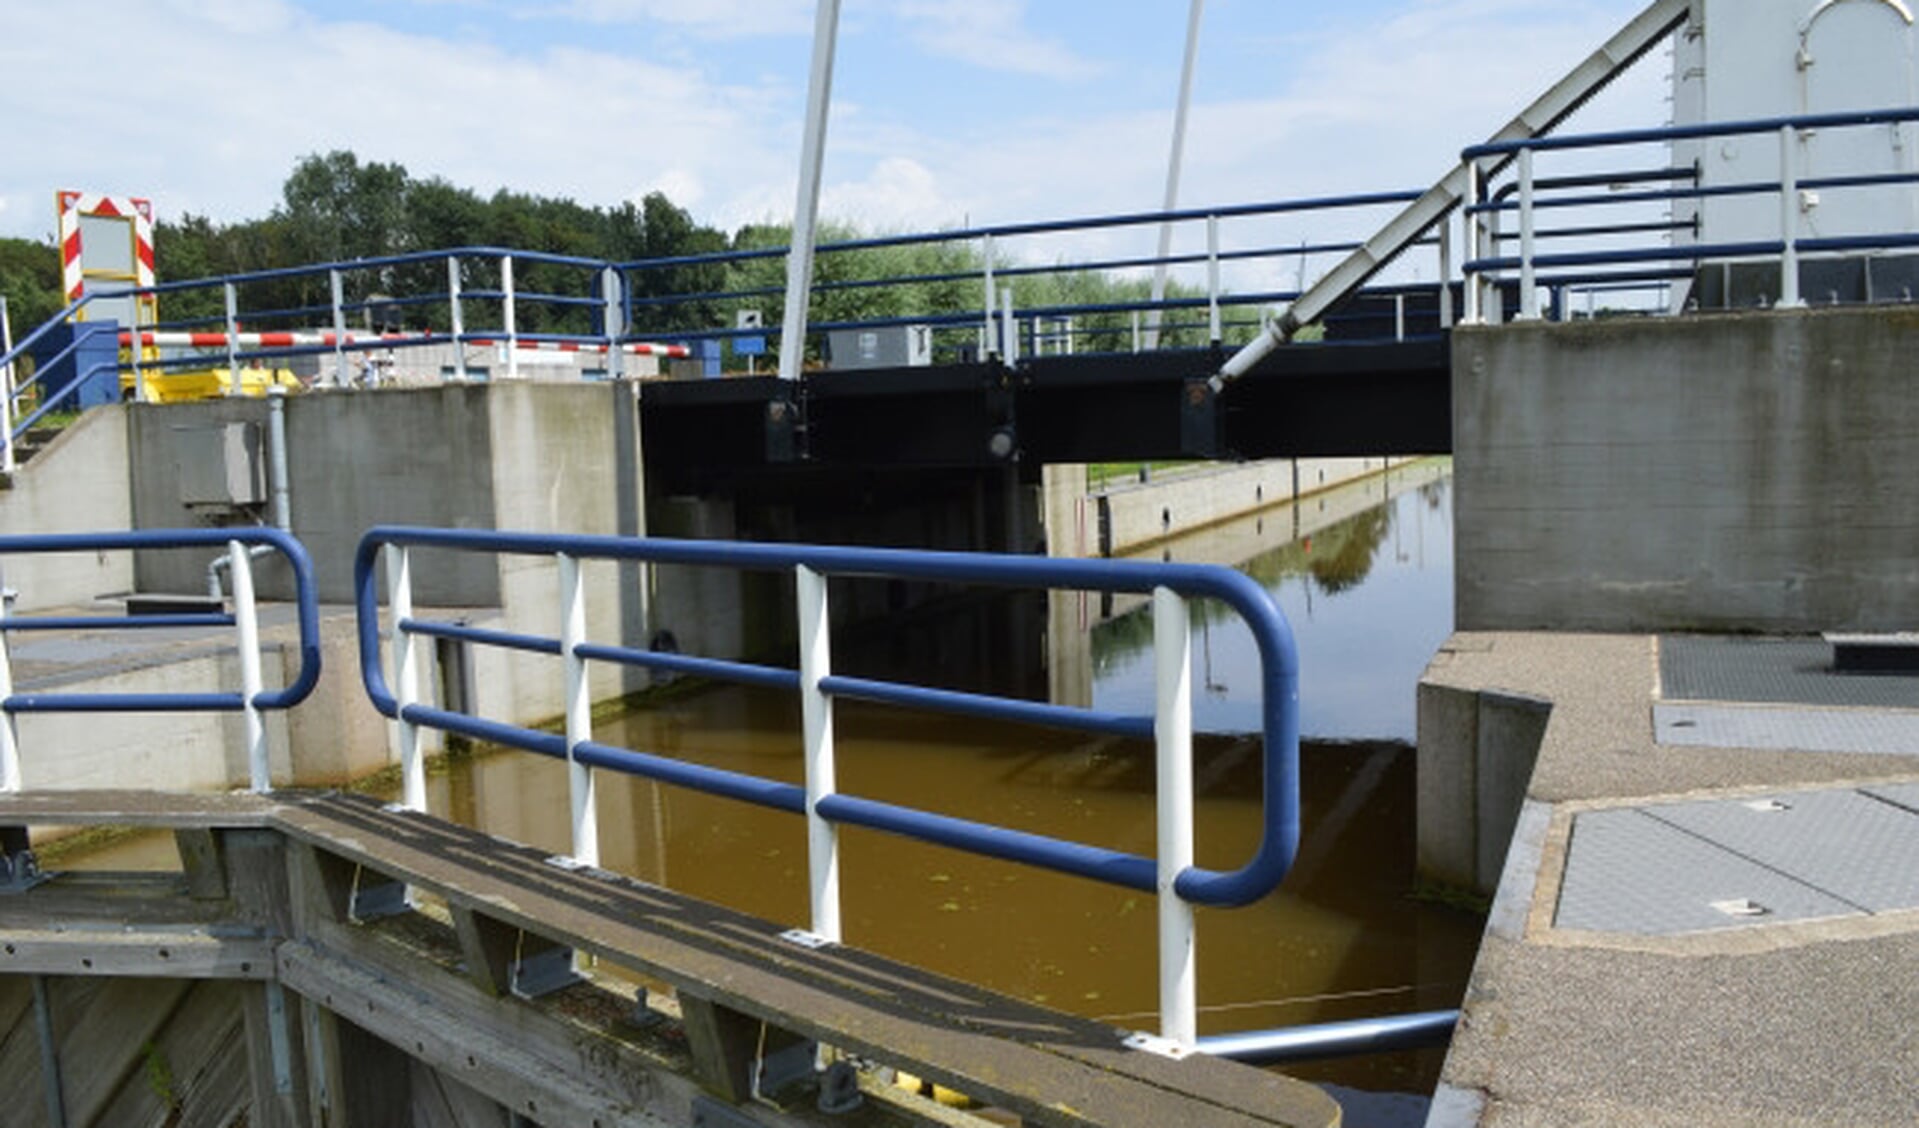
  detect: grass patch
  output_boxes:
[1408,876,1494,917]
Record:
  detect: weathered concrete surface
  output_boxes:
[1454,308,1919,632]
[129,387,502,604]
[0,406,133,612]
[1094,456,1406,556]
[1421,632,1919,1127]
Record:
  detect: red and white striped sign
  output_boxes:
[467,338,690,358]
[58,191,155,303]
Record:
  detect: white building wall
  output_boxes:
[1676,0,1919,258]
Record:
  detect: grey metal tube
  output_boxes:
[1197,1009,1459,1066]
[267,386,291,532]
[207,389,291,599]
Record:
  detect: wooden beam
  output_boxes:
[448,906,515,998]
[0,928,274,979]
[677,993,764,1104]
[0,790,277,828]
[175,828,229,901]
[273,793,1340,1127]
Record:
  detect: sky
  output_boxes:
[0,0,1673,268]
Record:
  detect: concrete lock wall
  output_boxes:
[1454,308,1919,632]
[128,388,502,605]
[1094,457,1400,556]
[0,405,135,612]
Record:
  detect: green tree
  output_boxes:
[0,236,64,338]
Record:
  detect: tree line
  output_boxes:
[4,151,1219,357]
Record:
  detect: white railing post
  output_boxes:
[1206,214,1222,346]
[223,282,242,394]
[796,564,841,943]
[1438,214,1455,330]
[1153,586,1197,1047]
[1000,286,1018,366]
[230,540,269,792]
[1463,162,1484,325]
[447,256,468,383]
[1779,124,1806,309]
[384,544,425,813]
[602,267,626,382]
[330,269,349,387]
[1395,293,1407,341]
[982,233,998,359]
[1132,309,1142,353]
[1518,146,1539,321]
[559,553,599,867]
[2,294,16,475]
[0,587,19,794]
[502,255,520,380]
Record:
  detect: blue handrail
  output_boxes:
[352,526,1302,908]
[1462,105,1919,160]
[1,527,323,714]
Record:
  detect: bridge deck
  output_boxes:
[641,339,1449,491]
[0,789,1339,1128]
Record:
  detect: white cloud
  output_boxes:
[820,156,962,231]
[552,0,814,37]
[0,0,800,239]
[890,0,1103,80]
[0,0,1672,308]
[637,168,706,210]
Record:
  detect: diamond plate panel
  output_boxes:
[1659,636,1919,709]
[1554,808,1859,935]
[1654,702,1919,756]
[1646,789,1919,913]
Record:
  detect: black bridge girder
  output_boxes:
[639,337,1450,491]
[1220,336,1452,458]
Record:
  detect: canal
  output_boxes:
[67,459,1474,1124]
[427,459,1474,1120]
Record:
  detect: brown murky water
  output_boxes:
[419,689,1481,1103]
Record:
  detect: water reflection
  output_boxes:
[1092,464,1454,742]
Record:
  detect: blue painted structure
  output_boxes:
[0,527,322,715]
[351,525,1301,906]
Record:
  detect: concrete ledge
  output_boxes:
[1421,630,1919,1126]
[1416,679,1551,896]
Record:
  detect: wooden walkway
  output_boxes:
[0,790,1339,1128]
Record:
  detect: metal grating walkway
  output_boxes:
[1555,785,1919,935]
[1655,636,1919,755]
[1660,636,1919,709]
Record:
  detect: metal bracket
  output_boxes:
[510,944,583,1000]
[0,848,48,895]
[754,1035,818,1100]
[347,873,409,923]
[778,928,835,950]
[1178,376,1221,458]
[1122,1031,1196,1060]
[816,1059,864,1114]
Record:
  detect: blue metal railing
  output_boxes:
[1460,105,1919,319]
[353,526,1299,904]
[353,524,1302,1044]
[0,527,323,792]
